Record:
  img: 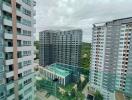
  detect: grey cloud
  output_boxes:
[35,0,132,43]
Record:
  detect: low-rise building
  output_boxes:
[40,63,80,85]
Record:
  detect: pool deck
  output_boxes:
[45,63,71,78]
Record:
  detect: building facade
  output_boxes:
[0,0,36,100]
[39,29,82,67]
[90,17,132,100]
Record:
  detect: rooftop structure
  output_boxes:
[47,65,71,78]
[40,63,80,85]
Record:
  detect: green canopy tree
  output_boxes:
[94,91,103,100]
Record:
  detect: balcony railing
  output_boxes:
[7,91,14,97]
[4,30,13,34]
[3,16,12,21]
[0,53,4,59]
[17,32,22,35]
[3,1,11,7]
[17,20,21,24]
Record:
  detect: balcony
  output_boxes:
[17,41,22,49]
[16,0,23,5]
[17,51,23,58]
[0,65,4,73]
[5,47,13,52]
[5,40,13,52]
[4,31,13,39]
[18,73,23,80]
[17,20,22,28]
[6,65,13,73]
[3,16,12,26]
[6,76,14,85]
[5,59,13,66]
[7,88,14,98]
[19,94,23,100]
[19,84,23,91]
[0,52,4,59]
[6,71,14,78]
[16,2,22,17]
[18,46,32,51]
[17,34,31,41]
[18,62,23,69]
[7,94,15,100]
[5,52,13,60]
[16,8,22,17]
[2,1,12,13]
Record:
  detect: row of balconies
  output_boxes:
[4,33,32,41]
[6,78,33,100]
[3,0,36,17]
[5,52,22,60]
[3,17,35,34]
[5,50,32,60]
[2,4,35,30]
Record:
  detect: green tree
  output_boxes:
[76,91,85,100]
[34,41,39,59]
[80,42,91,69]
[94,91,103,100]
[34,41,39,50]
[71,89,76,97]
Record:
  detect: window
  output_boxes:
[23,69,32,76]
[22,0,31,6]
[6,76,14,83]
[0,52,4,58]
[22,19,31,26]
[23,60,32,66]
[23,30,31,36]
[23,51,31,56]
[23,41,32,46]
[18,62,23,69]
[7,88,14,96]
[22,8,31,16]
[24,87,32,95]
[24,78,32,86]
[19,94,23,100]
[0,91,4,98]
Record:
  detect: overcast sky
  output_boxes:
[35,0,132,43]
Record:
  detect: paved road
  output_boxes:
[36,91,59,100]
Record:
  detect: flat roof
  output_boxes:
[94,17,132,26]
[46,64,71,78]
[39,26,82,33]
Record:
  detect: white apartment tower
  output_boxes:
[90,17,132,100]
[0,0,36,100]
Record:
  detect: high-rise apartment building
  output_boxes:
[39,29,82,67]
[90,17,132,100]
[0,0,36,100]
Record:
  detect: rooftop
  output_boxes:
[46,63,71,78]
[39,26,82,33]
[94,17,132,26]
